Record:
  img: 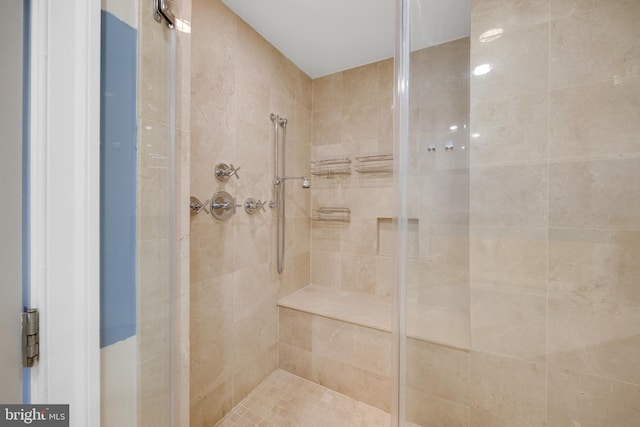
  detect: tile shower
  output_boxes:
[189,1,311,424]
[187,1,640,426]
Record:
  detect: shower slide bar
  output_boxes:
[270,113,311,274]
[271,113,288,274]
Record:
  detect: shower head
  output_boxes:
[302,177,310,189]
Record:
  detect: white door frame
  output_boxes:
[29,1,101,426]
[0,0,25,404]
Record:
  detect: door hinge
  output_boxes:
[22,308,39,368]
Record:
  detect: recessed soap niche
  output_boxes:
[377,217,419,259]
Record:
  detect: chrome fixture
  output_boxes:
[427,144,436,152]
[270,113,286,274]
[269,113,309,274]
[445,141,454,150]
[190,191,240,221]
[209,191,240,221]
[153,0,175,28]
[279,176,310,188]
[190,196,207,216]
[354,154,393,174]
[214,162,241,182]
[244,198,267,215]
[311,157,352,178]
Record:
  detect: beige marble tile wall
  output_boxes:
[406,338,470,426]
[310,59,394,296]
[468,0,640,425]
[137,0,191,426]
[189,1,311,426]
[278,307,393,412]
[310,41,470,297]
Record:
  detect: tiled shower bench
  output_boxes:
[277,284,471,424]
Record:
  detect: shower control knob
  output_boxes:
[190,196,206,215]
[215,162,241,182]
[209,191,239,221]
[228,164,241,179]
[244,198,266,215]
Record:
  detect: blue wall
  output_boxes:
[100,11,137,348]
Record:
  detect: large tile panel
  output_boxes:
[471,284,546,361]
[550,0,640,89]
[470,92,549,165]
[470,23,549,101]
[548,295,640,385]
[549,228,640,307]
[469,352,547,427]
[548,366,640,426]
[470,163,548,228]
[549,158,640,230]
[549,76,640,158]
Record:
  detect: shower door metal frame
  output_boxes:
[392,0,410,425]
[154,0,176,27]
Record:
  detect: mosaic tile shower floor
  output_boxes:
[215,369,417,427]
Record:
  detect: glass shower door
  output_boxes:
[395,0,472,424]
[101,0,189,425]
[138,1,189,425]
[400,2,471,424]
[399,0,640,425]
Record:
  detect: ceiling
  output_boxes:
[221,0,470,78]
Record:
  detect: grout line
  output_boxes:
[545,4,551,424]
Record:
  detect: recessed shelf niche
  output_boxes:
[377,217,419,258]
